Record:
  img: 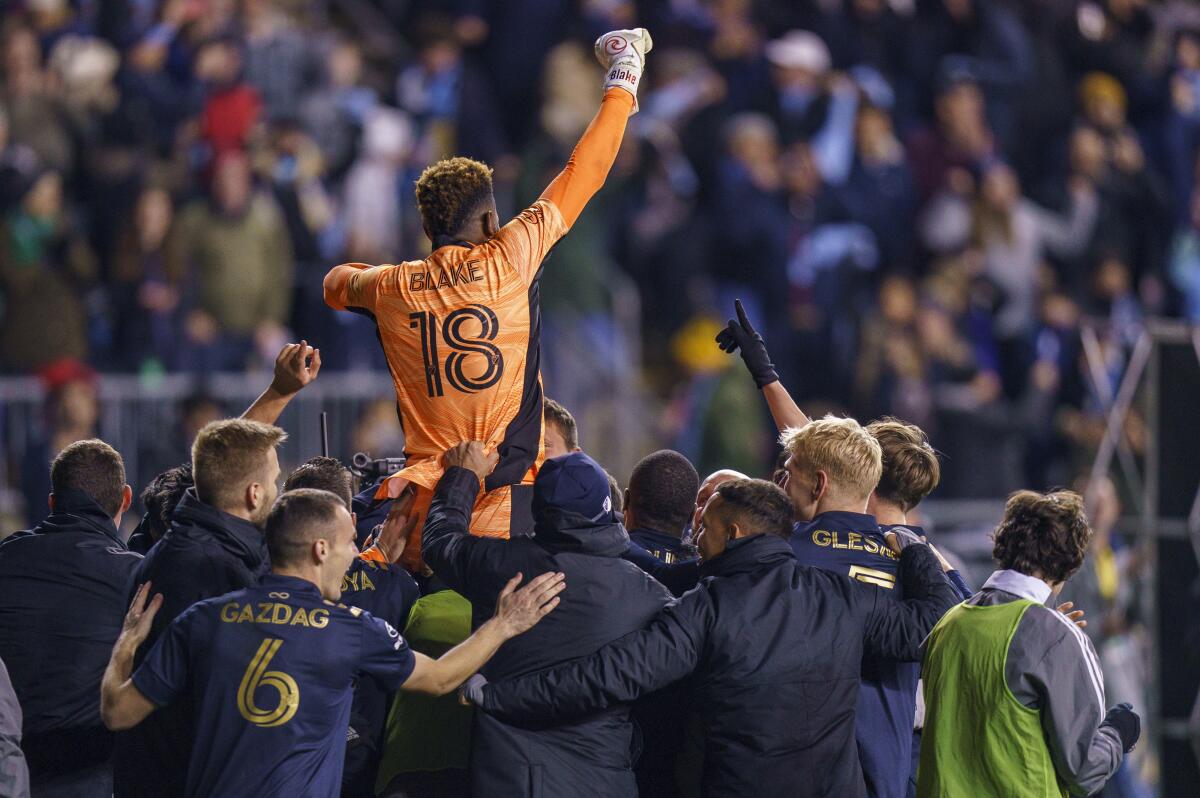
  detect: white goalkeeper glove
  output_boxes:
[594,28,653,114]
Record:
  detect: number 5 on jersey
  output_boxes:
[410,305,505,397]
[237,639,300,727]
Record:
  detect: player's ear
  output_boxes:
[482,208,500,238]
[813,470,829,502]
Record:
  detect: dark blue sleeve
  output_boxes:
[132,605,199,707]
[859,545,960,662]
[420,467,508,597]
[946,569,973,601]
[622,542,700,598]
[357,612,417,690]
[482,591,711,724]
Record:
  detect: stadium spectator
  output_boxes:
[0,656,29,798]
[542,397,581,459]
[422,444,672,797]
[0,168,98,373]
[624,449,700,564]
[471,477,960,798]
[114,418,286,797]
[0,439,140,796]
[918,489,1139,796]
[167,149,293,372]
[101,489,566,797]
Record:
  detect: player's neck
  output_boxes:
[270,565,326,597]
[872,501,907,526]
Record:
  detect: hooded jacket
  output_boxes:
[480,534,960,798]
[114,488,268,798]
[422,466,672,798]
[0,490,142,776]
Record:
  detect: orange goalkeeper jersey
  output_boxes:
[325,88,633,539]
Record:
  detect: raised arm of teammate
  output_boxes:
[716,299,809,430]
[241,341,322,425]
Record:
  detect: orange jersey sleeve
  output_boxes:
[323,262,392,313]
[540,87,634,228]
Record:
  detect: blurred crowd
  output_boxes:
[1,0,1199,495]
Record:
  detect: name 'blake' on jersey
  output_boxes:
[790,511,903,599]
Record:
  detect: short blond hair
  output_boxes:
[779,415,882,500]
[866,417,940,511]
[192,419,287,509]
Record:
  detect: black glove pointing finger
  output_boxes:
[715,299,780,389]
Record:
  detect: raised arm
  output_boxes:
[538,29,651,228]
[323,261,386,313]
[241,341,321,425]
[716,299,809,430]
[475,591,712,724]
[100,583,163,731]
[859,536,959,662]
[401,571,565,695]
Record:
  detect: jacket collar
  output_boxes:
[37,489,125,548]
[982,569,1052,604]
[806,510,880,534]
[629,527,688,551]
[260,573,323,599]
[700,533,795,579]
[533,507,630,557]
[169,489,267,568]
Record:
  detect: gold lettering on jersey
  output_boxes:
[810,530,898,560]
[237,639,300,727]
[848,565,897,589]
[408,261,486,292]
[341,569,377,594]
[219,601,330,629]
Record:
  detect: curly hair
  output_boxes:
[992,490,1092,585]
[867,417,940,511]
[414,157,494,239]
[140,463,194,538]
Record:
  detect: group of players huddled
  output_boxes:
[0,29,1141,798]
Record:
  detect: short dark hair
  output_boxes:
[543,397,579,450]
[51,439,126,517]
[140,463,194,538]
[627,450,700,537]
[414,156,494,239]
[265,488,346,567]
[992,490,1092,584]
[606,472,624,513]
[867,418,940,511]
[714,479,795,539]
[284,457,354,510]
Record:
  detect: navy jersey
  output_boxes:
[627,527,698,566]
[791,512,914,798]
[340,559,420,631]
[131,574,416,798]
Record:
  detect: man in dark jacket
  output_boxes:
[114,418,286,798]
[423,443,672,798]
[471,478,959,798]
[0,439,142,797]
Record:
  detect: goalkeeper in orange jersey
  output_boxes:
[325,29,652,568]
